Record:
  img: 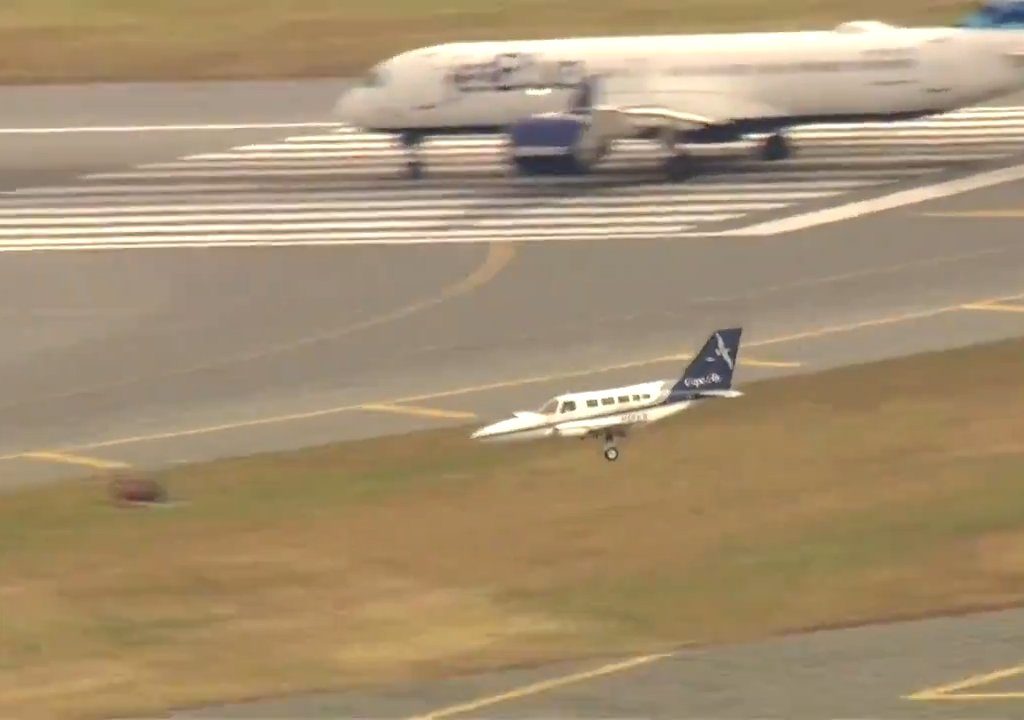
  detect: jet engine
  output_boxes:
[506,112,607,175]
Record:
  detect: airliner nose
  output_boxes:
[333,88,361,125]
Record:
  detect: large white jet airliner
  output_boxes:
[333,2,1024,179]
[471,328,743,461]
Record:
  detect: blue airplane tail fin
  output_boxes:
[957,1,1024,28]
[670,328,743,396]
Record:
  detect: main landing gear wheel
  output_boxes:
[399,131,425,179]
[761,133,792,161]
[664,153,694,182]
[604,446,620,462]
[406,159,424,180]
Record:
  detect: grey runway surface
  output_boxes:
[176,606,1024,719]
[1,85,1024,487]
[0,79,346,192]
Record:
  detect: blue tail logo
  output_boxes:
[670,328,742,396]
[957,1,1024,28]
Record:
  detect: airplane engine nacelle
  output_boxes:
[507,113,605,175]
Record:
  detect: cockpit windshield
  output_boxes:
[361,67,387,87]
[538,399,559,414]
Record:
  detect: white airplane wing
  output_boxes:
[565,76,786,161]
[554,413,640,438]
[589,75,785,134]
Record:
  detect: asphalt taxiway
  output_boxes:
[1,83,1024,489]
[2,81,1024,719]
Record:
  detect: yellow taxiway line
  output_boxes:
[742,358,803,368]
[360,403,478,420]
[19,451,130,470]
[2,288,1023,464]
[409,651,675,720]
[961,302,1024,313]
[907,662,1024,701]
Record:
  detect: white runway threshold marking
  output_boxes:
[724,160,1024,236]
[5,105,1024,250]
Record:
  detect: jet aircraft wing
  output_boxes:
[585,75,786,134]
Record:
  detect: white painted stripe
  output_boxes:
[0,122,339,134]
[0,204,776,227]
[0,178,877,202]
[13,108,1016,138]
[180,138,1024,163]
[0,176,905,203]
[725,160,1024,236]
[80,158,964,180]
[0,210,741,237]
[0,190,832,215]
[0,223,717,248]
[225,122,1024,151]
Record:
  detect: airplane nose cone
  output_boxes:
[333,87,360,125]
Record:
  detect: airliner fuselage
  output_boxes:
[334,22,1024,177]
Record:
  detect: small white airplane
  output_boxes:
[471,328,743,461]
[334,2,1024,179]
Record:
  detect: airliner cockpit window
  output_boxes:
[539,399,558,414]
[362,69,386,87]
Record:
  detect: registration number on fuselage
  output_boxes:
[620,411,648,423]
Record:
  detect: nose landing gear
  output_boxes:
[399,131,425,179]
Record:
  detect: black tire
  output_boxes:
[604,447,620,462]
[761,134,792,162]
[664,153,693,182]
[405,160,424,180]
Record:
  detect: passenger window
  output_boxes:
[561,401,576,413]
[632,394,640,401]
[587,399,599,408]
[618,396,629,403]
[642,394,650,399]
[602,397,614,406]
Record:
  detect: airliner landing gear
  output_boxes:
[760,132,792,161]
[399,131,425,179]
[660,128,694,181]
[603,433,619,462]
[664,151,695,181]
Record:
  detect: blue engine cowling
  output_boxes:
[508,113,589,158]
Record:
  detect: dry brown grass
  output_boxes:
[2,336,1024,719]
[0,1,970,83]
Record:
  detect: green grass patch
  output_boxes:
[0,1,972,83]
[3,335,1024,719]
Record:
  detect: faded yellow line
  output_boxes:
[20,451,130,470]
[409,652,674,720]
[360,403,477,420]
[922,210,1024,218]
[8,242,518,414]
[962,302,1024,313]
[742,358,803,368]
[2,287,1023,462]
[907,662,1024,701]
